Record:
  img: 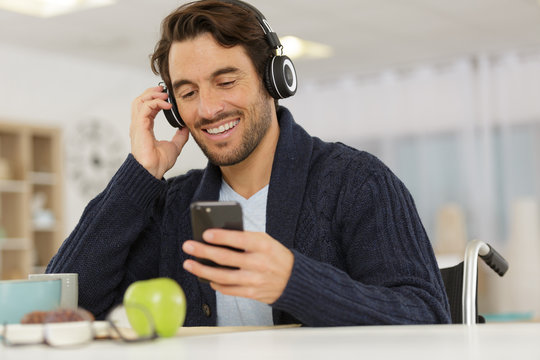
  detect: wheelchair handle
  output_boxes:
[479,244,509,277]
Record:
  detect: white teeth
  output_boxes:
[206,120,239,135]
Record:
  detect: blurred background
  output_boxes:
[0,0,539,320]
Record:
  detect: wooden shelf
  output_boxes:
[32,225,58,232]
[29,172,57,185]
[0,179,27,193]
[0,237,32,251]
[0,122,63,280]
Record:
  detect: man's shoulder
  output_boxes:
[311,139,390,179]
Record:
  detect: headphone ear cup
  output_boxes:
[169,93,185,127]
[264,55,298,99]
[264,60,280,99]
[162,87,185,128]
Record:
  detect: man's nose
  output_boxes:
[197,87,224,120]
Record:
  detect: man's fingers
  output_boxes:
[138,98,172,118]
[183,259,243,285]
[138,89,168,103]
[183,240,245,269]
[202,229,264,252]
[183,255,289,303]
[183,230,294,304]
[132,87,171,118]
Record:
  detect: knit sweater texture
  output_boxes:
[47,106,451,326]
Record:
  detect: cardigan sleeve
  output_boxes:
[46,154,166,318]
[272,164,451,326]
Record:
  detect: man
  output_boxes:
[47,0,451,326]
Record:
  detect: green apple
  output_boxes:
[123,277,186,337]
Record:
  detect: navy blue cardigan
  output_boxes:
[47,107,451,326]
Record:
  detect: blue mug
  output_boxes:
[0,279,62,324]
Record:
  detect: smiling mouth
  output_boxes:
[205,119,240,135]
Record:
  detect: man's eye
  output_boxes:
[219,80,235,87]
[181,90,196,99]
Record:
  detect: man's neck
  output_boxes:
[220,119,280,200]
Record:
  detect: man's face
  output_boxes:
[168,33,275,167]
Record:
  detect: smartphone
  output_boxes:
[190,201,244,270]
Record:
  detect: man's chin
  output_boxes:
[207,153,247,167]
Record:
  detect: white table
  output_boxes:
[1,322,539,360]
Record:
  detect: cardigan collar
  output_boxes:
[191,106,314,250]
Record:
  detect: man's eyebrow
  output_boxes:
[171,67,241,91]
[211,66,241,78]
[172,79,193,92]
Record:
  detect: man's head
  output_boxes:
[151,1,286,167]
[151,0,273,99]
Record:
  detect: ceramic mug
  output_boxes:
[28,273,78,310]
[0,279,62,324]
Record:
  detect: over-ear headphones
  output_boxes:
[161,0,297,128]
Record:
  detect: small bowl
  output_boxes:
[0,279,61,324]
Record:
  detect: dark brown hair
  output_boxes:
[150,0,272,91]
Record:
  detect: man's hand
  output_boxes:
[130,86,189,179]
[182,229,294,304]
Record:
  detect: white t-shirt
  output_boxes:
[216,180,274,326]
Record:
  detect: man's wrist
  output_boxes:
[114,154,166,209]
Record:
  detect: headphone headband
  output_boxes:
[221,0,281,50]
